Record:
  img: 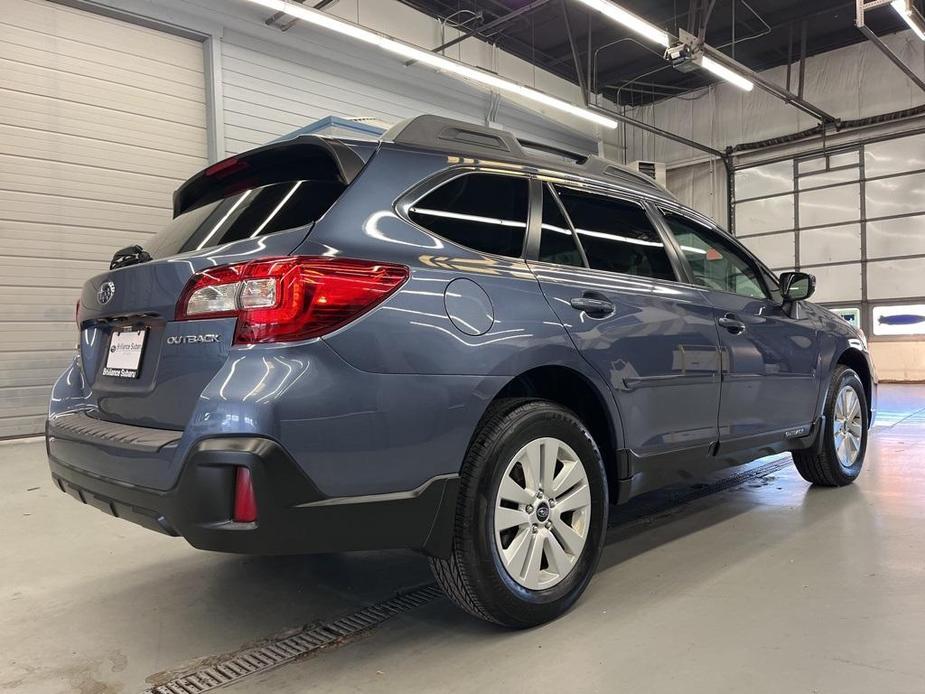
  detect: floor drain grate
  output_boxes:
[142,584,443,694]
[143,456,793,693]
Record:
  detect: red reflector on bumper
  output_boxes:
[233,467,258,523]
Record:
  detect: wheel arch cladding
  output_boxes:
[836,348,873,417]
[487,365,623,496]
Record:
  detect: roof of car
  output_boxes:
[381,115,674,201]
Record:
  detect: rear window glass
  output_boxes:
[146,180,345,259]
[408,173,529,258]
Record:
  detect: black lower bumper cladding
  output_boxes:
[48,434,459,558]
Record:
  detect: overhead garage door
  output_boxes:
[731,131,925,380]
[0,0,208,437]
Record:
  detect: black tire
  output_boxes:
[793,365,868,487]
[429,398,608,628]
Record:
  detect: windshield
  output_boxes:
[146,179,346,259]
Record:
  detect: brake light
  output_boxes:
[205,156,248,179]
[176,256,409,344]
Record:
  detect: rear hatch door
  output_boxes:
[75,138,366,429]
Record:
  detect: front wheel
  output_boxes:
[793,365,869,486]
[430,399,608,627]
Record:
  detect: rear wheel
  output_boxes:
[793,365,868,486]
[430,399,608,627]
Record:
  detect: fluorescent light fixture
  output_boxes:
[892,0,925,41]
[697,55,754,91]
[572,0,669,47]
[239,0,619,129]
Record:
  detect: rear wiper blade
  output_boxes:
[110,245,152,270]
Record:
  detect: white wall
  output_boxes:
[79,0,604,155]
[619,29,925,166]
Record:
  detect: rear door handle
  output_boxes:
[718,313,747,335]
[569,296,615,318]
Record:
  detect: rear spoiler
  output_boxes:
[173,136,367,218]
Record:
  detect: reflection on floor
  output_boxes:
[1,385,923,694]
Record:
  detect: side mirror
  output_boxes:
[779,271,816,302]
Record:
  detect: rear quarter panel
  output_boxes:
[293,144,626,446]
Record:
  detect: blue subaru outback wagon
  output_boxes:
[47,115,876,627]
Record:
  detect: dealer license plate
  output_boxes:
[103,328,147,378]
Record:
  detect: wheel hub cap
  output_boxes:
[493,437,592,591]
[833,384,863,468]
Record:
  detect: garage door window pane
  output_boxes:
[409,174,528,258]
[865,171,925,219]
[663,212,767,299]
[735,160,793,199]
[556,188,675,281]
[539,186,584,267]
[734,194,794,236]
[865,133,925,178]
[872,304,925,336]
[798,183,860,228]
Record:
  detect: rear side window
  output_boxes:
[555,187,675,281]
[147,180,346,259]
[409,173,529,258]
[539,185,584,267]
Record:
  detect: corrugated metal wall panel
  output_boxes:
[219,32,597,157]
[0,0,208,437]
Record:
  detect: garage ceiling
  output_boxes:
[399,0,908,106]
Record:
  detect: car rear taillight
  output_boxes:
[176,256,409,344]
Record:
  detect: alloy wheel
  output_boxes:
[833,384,864,468]
[493,437,592,590]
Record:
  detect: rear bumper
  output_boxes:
[47,428,458,558]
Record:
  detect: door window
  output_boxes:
[555,187,676,281]
[662,211,768,299]
[538,185,584,267]
[408,173,529,258]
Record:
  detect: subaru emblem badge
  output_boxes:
[98,281,115,305]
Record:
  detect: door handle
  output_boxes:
[718,313,747,335]
[569,295,615,318]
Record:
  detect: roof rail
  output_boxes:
[383,114,666,193]
[384,115,525,159]
[582,155,672,193]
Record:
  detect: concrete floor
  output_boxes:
[2,385,924,694]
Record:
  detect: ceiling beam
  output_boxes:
[856,0,925,93]
[423,0,555,55]
[857,24,925,92]
[699,43,838,122]
[399,0,554,67]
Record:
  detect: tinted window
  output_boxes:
[760,267,783,304]
[147,180,346,259]
[409,174,528,258]
[662,211,768,299]
[539,186,584,267]
[555,187,675,280]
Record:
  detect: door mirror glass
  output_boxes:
[780,271,816,302]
